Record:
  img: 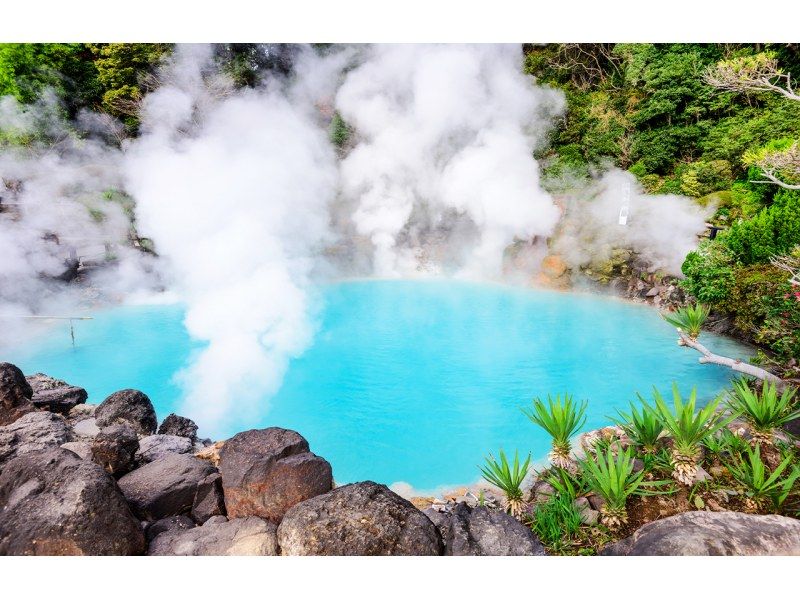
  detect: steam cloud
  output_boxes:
[124,45,343,432]
[552,169,714,276]
[1,44,714,434]
[336,44,565,277]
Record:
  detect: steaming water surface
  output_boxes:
[6,280,749,492]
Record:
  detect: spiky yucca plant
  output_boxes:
[662,303,710,340]
[612,402,664,454]
[522,393,587,471]
[726,379,800,445]
[479,449,531,518]
[726,445,800,512]
[642,384,733,486]
[579,446,655,530]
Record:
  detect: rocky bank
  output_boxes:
[2,361,799,556]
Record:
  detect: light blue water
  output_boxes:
[4,280,749,491]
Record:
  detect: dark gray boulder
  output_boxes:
[136,434,192,465]
[145,514,196,542]
[192,472,226,523]
[91,423,139,476]
[0,411,72,468]
[149,516,278,556]
[25,373,87,415]
[445,503,546,556]
[423,507,451,540]
[95,389,157,435]
[277,481,443,556]
[117,453,215,521]
[60,440,93,460]
[219,427,332,522]
[0,448,144,555]
[0,362,34,425]
[158,413,198,441]
[601,511,800,556]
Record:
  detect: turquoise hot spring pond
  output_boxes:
[4,279,749,493]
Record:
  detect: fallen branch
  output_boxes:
[677,331,787,390]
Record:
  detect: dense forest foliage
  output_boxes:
[525,43,800,375]
[1,43,799,374]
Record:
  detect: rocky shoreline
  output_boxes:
[2,361,800,556]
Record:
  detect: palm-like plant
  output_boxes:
[726,379,800,444]
[579,446,651,530]
[522,393,587,471]
[662,304,710,339]
[479,449,531,518]
[726,445,800,512]
[612,402,664,454]
[642,383,734,486]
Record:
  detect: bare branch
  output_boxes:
[677,331,788,390]
[704,54,800,101]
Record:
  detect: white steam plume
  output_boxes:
[335,44,565,278]
[552,169,714,276]
[124,45,342,433]
[0,92,155,330]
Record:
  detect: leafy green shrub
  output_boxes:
[721,190,800,265]
[726,379,800,440]
[642,384,733,485]
[522,393,587,470]
[662,303,710,339]
[726,444,800,512]
[678,240,737,305]
[531,492,584,551]
[578,446,656,529]
[612,402,664,454]
[329,112,351,148]
[679,159,734,197]
[479,449,531,518]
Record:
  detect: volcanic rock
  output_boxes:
[218,427,332,522]
[0,362,34,425]
[60,440,93,460]
[149,516,278,556]
[601,511,800,555]
[117,453,215,521]
[0,448,144,555]
[445,503,546,556]
[145,515,196,542]
[25,373,87,415]
[95,389,157,435]
[136,434,193,465]
[72,417,101,438]
[0,411,72,468]
[158,413,198,441]
[91,423,139,476]
[277,481,443,556]
[192,472,226,523]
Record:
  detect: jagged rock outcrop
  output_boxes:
[145,515,196,542]
[117,453,215,521]
[218,427,332,522]
[601,511,800,556]
[0,411,72,468]
[158,413,198,441]
[149,516,278,556]
[91,423,139,476]
[25,373,87,415]
[95,389,157,435]
[444,503,546,556]
[136,434,193,465]
[0,448,144,555]
[277,481,443,556]
[191,472,226,523]
[0,362,35,425]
